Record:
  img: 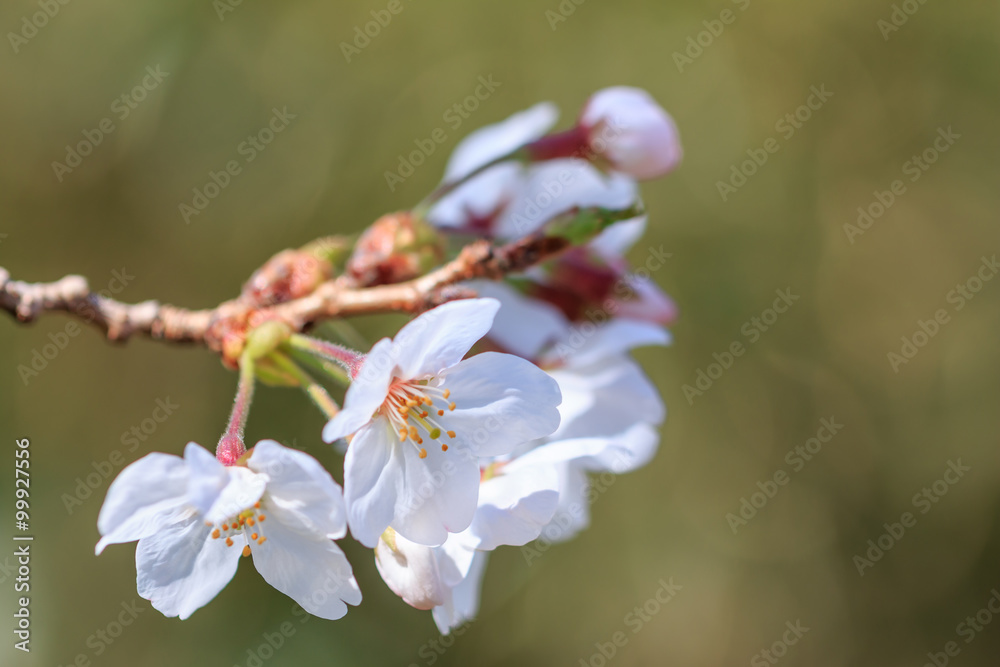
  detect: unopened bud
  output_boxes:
[242,249,331,306]
[347,212,445,286]
[578,87,682,180]
[216,433,245,466]
[525,87,682,181]
[244,320,292,360]
[301,236,353,270]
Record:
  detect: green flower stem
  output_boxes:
[287,334,363,377]
[286,346,351,388]
[545,203,646,246]
[265,351,341,420]
[315,320,370,353]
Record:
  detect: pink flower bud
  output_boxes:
[579,87,682,180]
[216,434,245,466]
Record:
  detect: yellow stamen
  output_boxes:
[251,533,259,540]
[211,529,221,539]
[447,430,456,438]
[443,389,450,399]
[242,545,251,557]
[257,536,267,545]
[225,537,234,547]
[437,409,445,416]
[441,444,449,452]
[418,448,427,459]
[258,514,266,522]
[448,402,456,411]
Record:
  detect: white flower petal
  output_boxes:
[543,465,592,543]
[135,515,242,620]
[432,550,488,635]
[543,319,669,369]
[251,518,361,620]
[494,160,638,239]
[323,338,397,443]
[513,423,660,475]
[580,422,660,474]
[183,442,231,517]
[439,352,562,457]
[508,423,660,545]
[438,534,478,586]
[467,464,559,550]
[344,420,405,548]
[589,216,647,258]
[551,356,663,440]
[444,102,559,181]
[615,274,679,326]
[429,163,521,231]
[248,440,348,538]
[472,280,570,360]
[375,532,449,610]
[96,452,189,554]
[392,298,500,379]
[392,439,481,546]
[202,466,268,525]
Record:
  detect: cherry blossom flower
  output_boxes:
[432,156,638,240]
[321,298,562,549]
[516,422,661,546]
[96,440,361,620]
[429,88,679,236]
[427,96,677,329]
[374,459,559,633]
[474,282,672,416]
[480,298,669,545]
[539,318,669,440]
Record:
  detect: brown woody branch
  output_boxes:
[0,232,568,357]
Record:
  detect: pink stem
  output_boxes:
[216,357,255,465]
[525,125,591,162]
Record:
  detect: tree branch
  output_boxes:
[0,267,213,343]
[0,231,569,354]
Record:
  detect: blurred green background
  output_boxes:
[2,0,999,665]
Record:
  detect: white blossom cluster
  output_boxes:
[96,87,682,633]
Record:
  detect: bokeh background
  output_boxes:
[2,0,999,665]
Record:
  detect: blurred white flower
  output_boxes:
[375,460,559,633]
[96,441,361,620]
[428,96,677,329]
[540,318,669,440]
[322,298,562,548]
[515,422,661,545]
[478,294,669,544]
